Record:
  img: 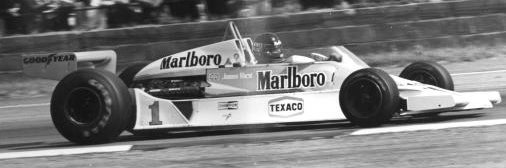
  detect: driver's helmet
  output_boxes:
[252,33,284,64]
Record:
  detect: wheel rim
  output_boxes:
[65,87,103,125]
[345,78,383,118]
[407,71,438,86]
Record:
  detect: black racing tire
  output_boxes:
[51,69,133,144]
[340,68,399,127]
[399,61,454,91]
[118,62,149,87]
[117,62,148,132]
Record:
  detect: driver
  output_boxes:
[252,33,329,64]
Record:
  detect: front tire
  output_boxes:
[399,61,454,90]
[51,69,132,144]
[340,68,399,127]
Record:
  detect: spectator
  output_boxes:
[0,0,39,35]
[133,0,163,24]
[255,0,272,16]
[39,0,76,32]
[270,0,301,15]
[344,0,360,3]
[0,0,14,36]
[298,0,337,10]
[236,0,272,18]
[104,0,136,28]
[204,0,231,20]
[162,0,200,23]
[84,0,108,30]
[73,0,90,30]
[0,17,4,37]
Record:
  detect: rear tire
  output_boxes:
[399,61,454,90]
[340,68,399,127]
[51,69,132,144]
[117,62,148,132]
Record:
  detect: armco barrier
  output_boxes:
[3,30,506,72]
[348,31,506,56]
[2,0,506,72]
[0,53,21,71]
[0,33,81,53]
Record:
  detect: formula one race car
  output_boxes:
[22,22,501,144]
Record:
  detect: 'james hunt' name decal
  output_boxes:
[257,67,326,91]
[160,51,222,69]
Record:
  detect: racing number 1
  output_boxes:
[149,101,163,125]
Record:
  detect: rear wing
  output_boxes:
[22,50,116,80]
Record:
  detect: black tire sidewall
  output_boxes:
[51,69,132,144]
[117,62,148,132]
[340,68,399,127]
[399,61,454,91]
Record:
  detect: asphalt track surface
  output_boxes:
[2,60,506,167]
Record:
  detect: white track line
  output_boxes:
[451,69,506,76]
[0,145,133,160]
[0,103,49,109]
[351,119,506,135]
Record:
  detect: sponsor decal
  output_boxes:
[218,101,239,110]
[240,72,253,79]
[23,53,76,67]
[268,96,304,117]
[208,73,220,81]
[257,67,326,91]
[160,51,222,69]
[223,113,232,120]
[223,73,238,80]
[209,72,253,81]
[222,72,253,80]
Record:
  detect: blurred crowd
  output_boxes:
[0,0,440,37]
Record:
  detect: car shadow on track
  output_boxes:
[114,121,358,151]
[6,142,75,151]
[390,113,485,125]
[0,142,46,150]
[117,120,355,143]
[2,121,354,151]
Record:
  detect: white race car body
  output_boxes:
[129,46,500,130]
[133,88,344,129]
[22,22,501,132]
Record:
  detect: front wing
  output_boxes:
[394,76,501,115]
